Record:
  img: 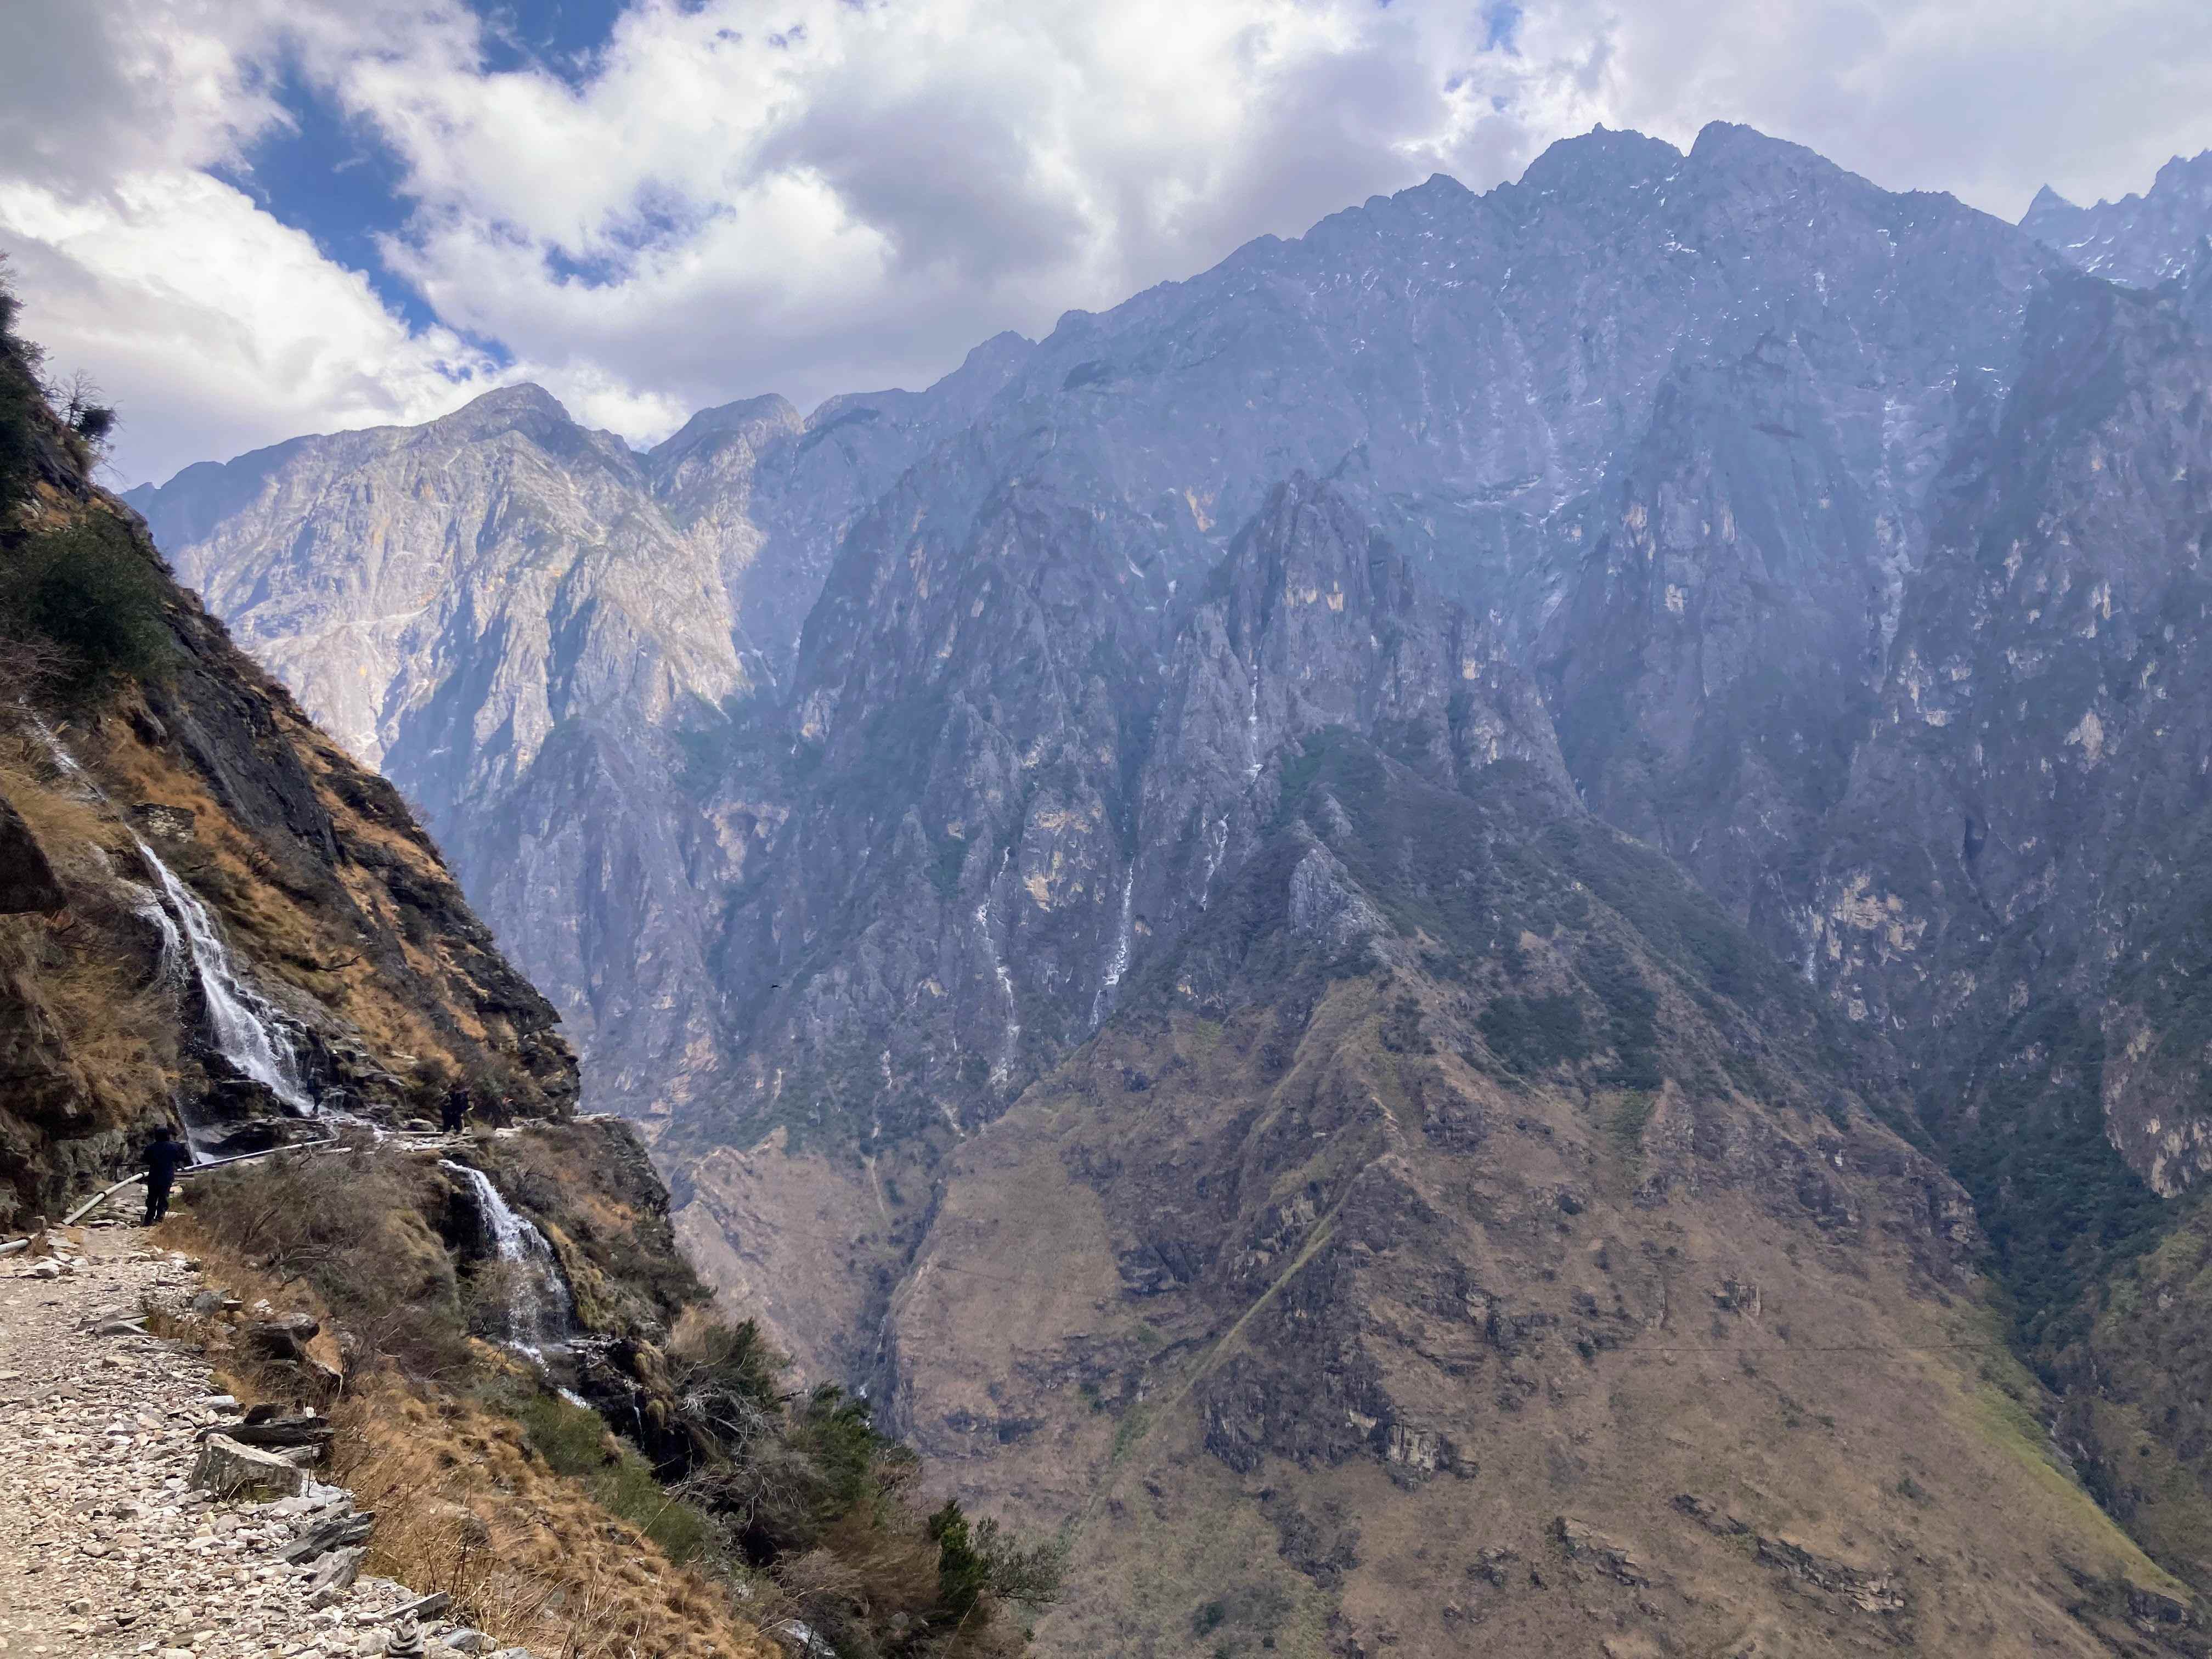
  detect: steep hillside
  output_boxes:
[3,284,1062,1658]
[0,298,572,1227]
[885,729,2194,1656]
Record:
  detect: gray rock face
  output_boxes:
[128,348,1020,1128]
[0,794,64,914]
[2023,150,2212,287]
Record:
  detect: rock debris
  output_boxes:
[0,1207,524,1659]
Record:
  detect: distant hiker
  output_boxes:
[442,1083,472,1136]
[142,1125,189,1226]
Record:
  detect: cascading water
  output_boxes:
[1091,865,1136,1028]
[23,710,318,1118]
[133,838,315,1114]
[443,1160,577,1361]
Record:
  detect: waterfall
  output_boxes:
[133,838,315,1114]
[442,1161,576,1359]
[973,848,1021,1085]
[1091,865,1136,1028]
[23,711,315,1117]
[1245,659,1263,781]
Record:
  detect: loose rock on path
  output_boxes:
[0,1203,509,1659]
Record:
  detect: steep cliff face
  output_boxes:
[131,122,2057,1144]
[0,306,574,1228]
[1810,273,2212,1198]
[673,475,1572,1381]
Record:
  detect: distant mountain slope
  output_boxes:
[124,337,1025,1125]
[115,123,2212,1628]
[891,721,2189,1657]
[2024,151,2212,286]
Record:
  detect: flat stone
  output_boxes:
[190,1435,306,1502]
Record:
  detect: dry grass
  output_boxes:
[155,1206,772,1659]
[25,916,175,1104]
[0,754,180,1123]
[332,1384,770,1659]
[77,711,495,1094]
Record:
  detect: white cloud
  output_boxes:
[1,0,2207,486]
[0,167,505,483]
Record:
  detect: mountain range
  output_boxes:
[125,120,2212,1652]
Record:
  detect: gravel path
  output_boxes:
[0,1205,461,1659]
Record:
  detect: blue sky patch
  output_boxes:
[472,0,635,87]
[1481,2,1523,54]
[213,57,432,330]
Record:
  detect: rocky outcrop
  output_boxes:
[0,796,63,914]
[191,1431,308,1500]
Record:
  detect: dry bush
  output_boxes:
[185,1141,473,1381]
[0,633,70,705]
[143,1211,352,1405]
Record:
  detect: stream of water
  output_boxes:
[131,837,315,1114]
[441,1160,577,1361]
[25,712,317,1124]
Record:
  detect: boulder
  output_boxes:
[1553,1517,1652,1587]
[281,1509,375,1564]
[191,1433,306,1500]
[242,1318,343,1400]
[0,796,65,915]
[305,1544,366,1608]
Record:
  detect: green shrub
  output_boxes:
[1478,992,1588,1073]
[507,1388,715,1564]
[1,516,172,699]
[0,267,44,516]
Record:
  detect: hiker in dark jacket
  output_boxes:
[441,1083,472,1136]
[143,1125,190,1226]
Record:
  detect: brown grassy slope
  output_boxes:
[879,741,2196,1658]
[2053,1198,2212,1584]
[152,1199,770,1659]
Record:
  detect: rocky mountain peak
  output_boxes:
[425,381,581,446]
[647,391,803,470]
[1512,122,1681,200]
[2024,146,2212,286]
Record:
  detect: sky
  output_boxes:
[2,1,2209,489]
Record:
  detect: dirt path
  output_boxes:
[0,1199,450,1659]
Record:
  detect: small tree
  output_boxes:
[51,370,117,447]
